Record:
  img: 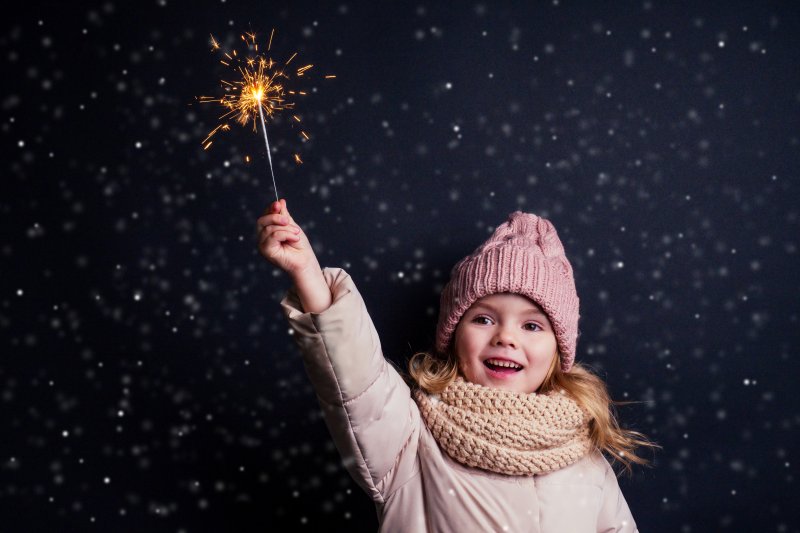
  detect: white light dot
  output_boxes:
[134,141,142,149]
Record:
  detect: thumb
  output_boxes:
[279,198,293,222]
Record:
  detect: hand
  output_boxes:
[257,199,316,277]
[257,199,332,313]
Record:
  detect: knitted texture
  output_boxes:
[436,212,580,371]
[414,378,592,476]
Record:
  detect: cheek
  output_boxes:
[537,338,558,374]
[454,332,480,375]
[530,337,558,368]
[455,333,483,362]
[538,347,557,367]
[457,357,482,383]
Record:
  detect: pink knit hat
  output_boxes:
[436,212,580,372]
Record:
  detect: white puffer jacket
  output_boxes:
[282,268,638,533]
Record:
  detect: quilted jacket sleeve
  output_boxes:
[280,268,421,503]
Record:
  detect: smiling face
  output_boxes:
[453,293,558,394]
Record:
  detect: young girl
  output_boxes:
[258,199,653,532]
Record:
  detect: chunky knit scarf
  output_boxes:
[414,378,592,476]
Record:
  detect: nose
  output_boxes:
[492,325,517,349]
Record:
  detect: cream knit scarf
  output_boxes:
[414,378,592,476]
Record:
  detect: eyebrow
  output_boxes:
[469,302,547,317]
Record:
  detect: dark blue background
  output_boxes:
[2,1,798,531]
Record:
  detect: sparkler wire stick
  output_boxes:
[257,103,279,203]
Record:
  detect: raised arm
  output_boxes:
[257,199,331,313]
[257,200,421,503]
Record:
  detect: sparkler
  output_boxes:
[198,30,335,202]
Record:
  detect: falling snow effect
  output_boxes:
[1,1,798,531]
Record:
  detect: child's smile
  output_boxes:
[454,293,558,394]
[483,357,524,376]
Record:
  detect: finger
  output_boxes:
[262,223,301,240]
[260,229,301,247]
[265,228,301,243]
[257,213,293,228]
[259,220,301,236]
[279,198,294,223]
[262,200,281,216]
[260,222,302,237]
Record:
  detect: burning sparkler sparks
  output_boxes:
[198,30,335,201]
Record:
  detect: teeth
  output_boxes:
[485,358,522,370]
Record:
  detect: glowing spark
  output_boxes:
[199,29,334,199]
[294,154,303,164]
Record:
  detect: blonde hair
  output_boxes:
[407,350,657,473]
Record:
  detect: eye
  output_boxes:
[523,322,542,332]
[471,315,493,325]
